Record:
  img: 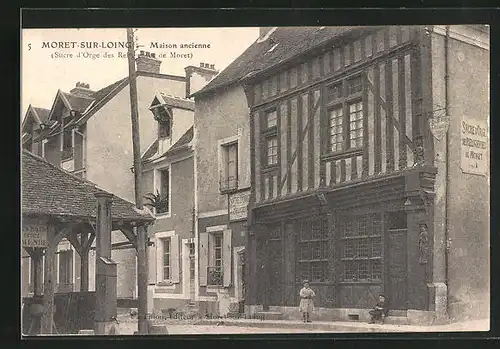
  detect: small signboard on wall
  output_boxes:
[460,117,489,176]
[229,189,251,221]
[22,222,48,248]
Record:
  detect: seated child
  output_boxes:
[369,294,388,324]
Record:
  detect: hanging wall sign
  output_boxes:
[429,114,450,141]
[22,222,48,248]
[460,117,489,176]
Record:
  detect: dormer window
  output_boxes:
[152,105,172,139]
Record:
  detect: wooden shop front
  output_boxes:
[246,166,436,314]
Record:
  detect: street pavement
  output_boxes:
[111,313,489,335]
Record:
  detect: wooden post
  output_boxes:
[94,192,117,335]
[40,227,57,334]
[33,249,44,296]
[136,225,148,334]
[80,230,89,291]
[126,27,148,334]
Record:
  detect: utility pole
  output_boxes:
[126,27,148,334]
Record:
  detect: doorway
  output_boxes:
[386,211,408,310]
[264,225,283,310]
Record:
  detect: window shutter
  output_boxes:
[199,232,209,286]
[170,235,180,283]
[148,242,157,285]
[228,144,238,183]
[223,229,232,287]
[221,146,229,181]
[155,238,163,283]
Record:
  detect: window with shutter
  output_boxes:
[220,142,238,192]
[208,233,224,286]
[199,232,209,286]
[162,238,171,280]
[222,229,232,287]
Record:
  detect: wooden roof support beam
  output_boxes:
[119,226,138,250]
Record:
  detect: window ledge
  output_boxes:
[261,166,279,174]
[206,285,226,292]
[321,148,363,162]
[155,213,172,219]
[155,281,177,290]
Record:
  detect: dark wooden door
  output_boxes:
[266,238,283,307]
[387,229,408,310]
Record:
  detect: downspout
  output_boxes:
[443,25,451,315]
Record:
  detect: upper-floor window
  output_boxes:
[266,109,278,129]
[62,129,74,161]
[220,142,238,192]
[153,106,172,139]
[266,136,278,166]
[326,74,364,154]
[152,168,170,215]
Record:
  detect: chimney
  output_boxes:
[70,82,94,98]
[136,50,162,74]
[184,63,219,98]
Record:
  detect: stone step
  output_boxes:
[387,310,408,317]
[384,316,409,325]
[255,311,283,321]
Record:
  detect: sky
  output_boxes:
[21,27,259,119]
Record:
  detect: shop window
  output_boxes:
[296,218,330,283]
[341,214,382,282]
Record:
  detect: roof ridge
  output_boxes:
[62,91,96,101]
[160,92,194,102]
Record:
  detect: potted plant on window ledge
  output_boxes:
[144,190,169,215]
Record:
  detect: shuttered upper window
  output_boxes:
[220,142,238,192]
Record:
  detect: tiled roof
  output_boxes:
[62,93,94,114]
[93,77,128,104]
[164,126,193,157]
[142,126,193,162]
[141,139,159,161]
[32,107,50,123]
[159,93,195,111]
[194,26,366,97]
[22,150,154,222]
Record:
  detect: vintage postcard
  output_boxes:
[20,25,490,336]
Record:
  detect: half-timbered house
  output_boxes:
[233,26,489,324]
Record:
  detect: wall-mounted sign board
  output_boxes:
[460,117,489,176]
[22,223,48,248]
